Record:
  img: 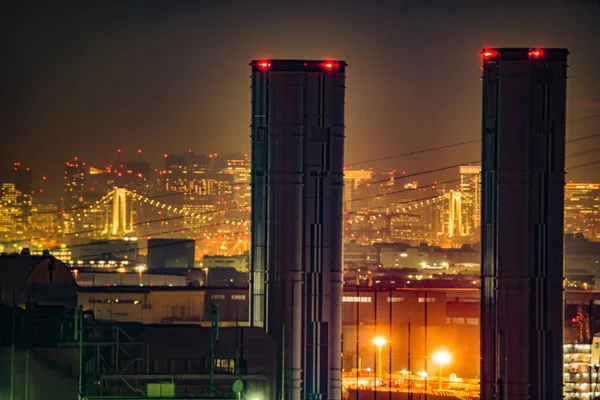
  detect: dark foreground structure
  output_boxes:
[480,48,569,399]
[250,60,347,399]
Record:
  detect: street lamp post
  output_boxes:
[371,337,387,383]
[432,350,451,390]
[204,267,209,286]
[135,265,146,285]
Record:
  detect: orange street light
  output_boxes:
[371,337,387,376]
[432,350,451,390]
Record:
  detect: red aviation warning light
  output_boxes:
[481,49,498,59]
[322,61,339,70]
[258,60,271,70]
[528,49,544,59]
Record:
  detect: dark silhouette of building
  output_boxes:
[250,59,346,399]
[480,48,568,400]
[0,253,77,307]
[147,238,195,269]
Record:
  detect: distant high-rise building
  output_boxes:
[0,183,19,234]
[565,183,600,241]
[0,163,33,235]
[224,154,251,209]
[30,198,59,235]
[343,169,373,211]
[87,166,113,195]
[459,165,482,235]
[64,157,86,206]
[164,152,232,200]
[250,59,346,400]
[480,48,568,400]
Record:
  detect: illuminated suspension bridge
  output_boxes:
[64,187,250,256]
[344,190,479,247]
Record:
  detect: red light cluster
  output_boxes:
[528,49,544,59]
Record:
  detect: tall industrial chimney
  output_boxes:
[480,48,568,400]
[250,59,346,400]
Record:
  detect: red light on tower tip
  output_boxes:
[481,49,498,59]
[529,49,544,59]
[258,60,271,70]
[322,61,339,70]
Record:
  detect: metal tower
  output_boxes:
[250,59,346,400]
[480,48,568,400]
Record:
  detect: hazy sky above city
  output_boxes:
[1,0,600,193]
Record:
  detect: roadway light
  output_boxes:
[432,350,451,390]
[371,337,387,377]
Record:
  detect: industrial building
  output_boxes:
[250,59,347,400]
[72,281,600,383]
[6,252,600,399]
[0,252,77,307]
[480,48,569,400]
[78,285,249,325]
[0,254,276,400]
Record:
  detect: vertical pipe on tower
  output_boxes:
[326,66,346,400]
[266,70,305,400]
[250,71,269,329]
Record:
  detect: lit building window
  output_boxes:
[418,297,436,303]
[342,296,372,303]
[386,297,405,303]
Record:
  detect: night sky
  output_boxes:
[1,0,599,195]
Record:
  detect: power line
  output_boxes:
[344,114,600,168]
[349,153,600,206]
[345,140,480,167]
[363,161,479,188]
[566,148,600,159]
[566,132,600,144]
[566,159,600,171]
[567,113,600,124]
[348,179,461,206]
[357,131,600,189]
